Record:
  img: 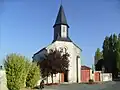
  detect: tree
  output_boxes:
[102,35,113,73]
[38,49,69,83]
[94,48,102,65]
[95,59,104,71]
[116,34,120,72]
[26,62,40,88]
[4,53,28,90]
[4,53,41,90]
[39,56,50,83]
[22,60,31,87]
[118,33,120,39]
[112,34,118,77]
[102,34,120,78]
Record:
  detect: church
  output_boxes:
[32,5,82,83]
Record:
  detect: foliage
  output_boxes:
[0,65,3,69]
[95,59,104,71]
[4,53,40,90]
[38,48,69,83]
[116,34,120,72]
[4,53,28,90]
[95,48,102,62]
[26,62,40,88]
[102,33,120,78]
[94,48,103,71]
[21,60,31,87]
[94,48,103,68]
[95,33,120,78]
[89,79,94,84]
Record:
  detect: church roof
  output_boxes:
[73,42,82,51]
[53,5,69,28]
[52,37,72,43]
[32,48,47,57]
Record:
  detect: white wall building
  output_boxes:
[33,5,82,83]
[0,70,8,90]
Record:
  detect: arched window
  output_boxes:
[62,26,67,37]
[63,26,65,32]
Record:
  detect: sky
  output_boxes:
[0,0,120,67]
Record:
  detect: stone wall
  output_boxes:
[101,73,112,82]
[0,70,8,90]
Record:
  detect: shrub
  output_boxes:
[21,60,31,87]
[89,79,94,84]
[4,53,28,90]
[26,63,40,88]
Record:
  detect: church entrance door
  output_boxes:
[64,70,68,82]
[76,56,79,83]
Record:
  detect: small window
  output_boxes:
[62,26,67,37]
[63,27,65,32]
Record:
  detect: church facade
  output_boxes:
[33,5,82,83]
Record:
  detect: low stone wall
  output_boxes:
[0,70,8,90]
[101,73,112,82]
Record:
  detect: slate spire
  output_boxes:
[53,5,69,28]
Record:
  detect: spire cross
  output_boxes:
[61,0,62,5]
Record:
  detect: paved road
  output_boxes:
[41,81,120,90]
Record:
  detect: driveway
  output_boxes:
[41,81,120,90]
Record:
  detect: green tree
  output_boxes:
[118,33,120,38]
[4,53,28,90]
[102,34,120,78]
[26,62,40,88]
[94,48,102,64]
[111,34,118,77]
[116,34,120,72]
[21,60,31,87]
[103,36,111,72]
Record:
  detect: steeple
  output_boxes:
[53,5,69,28]
[53,5,71,42]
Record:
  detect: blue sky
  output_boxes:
[0,0,120,67]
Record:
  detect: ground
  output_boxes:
[22,81,120,90]
[40,81,120,90]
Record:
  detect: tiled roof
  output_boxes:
[81,65,91,70]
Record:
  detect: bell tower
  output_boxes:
[53,5,71,42]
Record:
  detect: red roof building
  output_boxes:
[81,65,91,82]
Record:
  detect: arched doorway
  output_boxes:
[76,56,80,83]
[64,70,69,82]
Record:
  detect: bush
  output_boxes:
[89,79,94,84]
[21,60,31,87]
[26,63,40,88]
[4,53,28,90]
